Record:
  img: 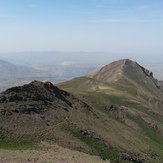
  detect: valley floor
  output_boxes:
[0,142,110,163]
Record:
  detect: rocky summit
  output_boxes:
[0,80,74,114]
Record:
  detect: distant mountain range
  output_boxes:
[0,59,163,162]
[0,59,101,92]
[0,59,51,92]
[0,59,44,79]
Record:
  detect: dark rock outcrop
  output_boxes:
[0,80,79,115]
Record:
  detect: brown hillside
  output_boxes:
[87,59,161,94]
[86,59,126,82]
[85,59,163,114]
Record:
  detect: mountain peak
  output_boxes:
[86,59,154,82]
[85,59,163,97]
[121,59,153,78]
[86,59,133,82]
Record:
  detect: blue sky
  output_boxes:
[0,0,163,56]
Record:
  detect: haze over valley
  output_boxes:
[0,51,163,93]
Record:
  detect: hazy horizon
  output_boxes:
[0,50,163,80]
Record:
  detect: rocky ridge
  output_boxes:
[0,80,93,115]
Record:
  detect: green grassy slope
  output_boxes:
[58,74,163,162]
